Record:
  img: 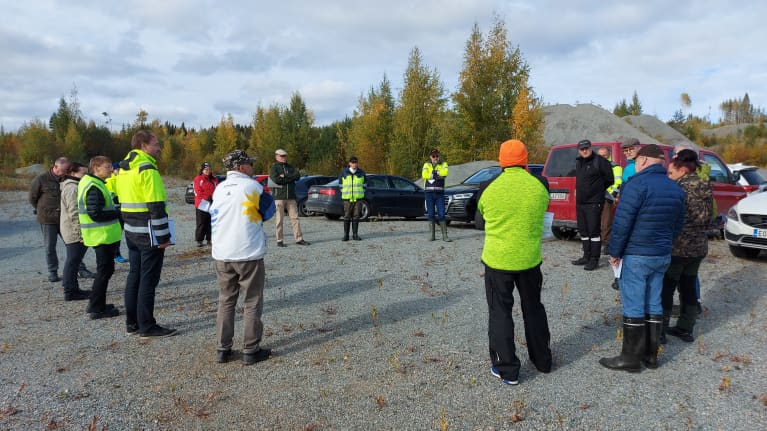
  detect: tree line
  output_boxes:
[613,91,767,167]
[0,17,546,178]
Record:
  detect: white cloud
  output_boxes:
[1,0,764,131]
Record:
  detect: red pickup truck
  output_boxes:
[542,141,748,240]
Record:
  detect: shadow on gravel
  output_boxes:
[0,219,37,239]
[271,290,468,356]
[0,245,39,261]
[659,263,766,363]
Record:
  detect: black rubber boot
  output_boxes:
[599,316,645,373]
[660,312,670,344]
[342,220,350,241]
[643,314,662,369]
[571,240,590,265]
[429,222,436,241]
[439,221,452,242]
[352,220,361,241]
[584,241,601,270]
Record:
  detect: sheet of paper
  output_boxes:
[197,199,210,213]
[612,259,622,278]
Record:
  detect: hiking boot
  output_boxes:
[666,327,694,343]
[64,290,91,301]
[242,348,271,366]
[48,272,61,282]
[139,325,178,339]
[295,240,310,245]
[490,366,519,386]
[216,349,234,363]
[277,241,286,247]
[89,308,120,320]
[583,258,599,271]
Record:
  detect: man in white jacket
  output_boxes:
[210,149,272,365]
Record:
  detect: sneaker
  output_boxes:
[78,269,96,279]
[48,272,61,282]
[139,325,178,339]
[216,349,233,363]
[114,255,127,263]
[242,348,271,365]
[295,240,310,245]
[490,366,519,386]
[89,308,120,320]
[277,241,286,247]
[126,323,139,335]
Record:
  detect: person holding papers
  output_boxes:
[193,162,218,247]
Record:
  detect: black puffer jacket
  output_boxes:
[575,152,614,204]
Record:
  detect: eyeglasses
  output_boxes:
[276,154,286,157]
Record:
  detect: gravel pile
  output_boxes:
[1,185,766,430]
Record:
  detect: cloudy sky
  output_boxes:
[2,0,765,132]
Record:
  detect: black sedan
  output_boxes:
[295,175,337,216]
[305,174,425,221]
[443,164,545,229]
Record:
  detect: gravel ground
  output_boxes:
[1,186,766,431]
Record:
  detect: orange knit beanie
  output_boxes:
[499,139,528,168]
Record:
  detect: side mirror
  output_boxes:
[731,171,741,183]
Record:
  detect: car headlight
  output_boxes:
[727,206,738,221]
[453,193,473,200]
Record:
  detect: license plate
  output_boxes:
[754,228,767,239]
[549,192,567,200]
[311,193,319,199]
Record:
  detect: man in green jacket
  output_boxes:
[269,149,309,247]
[477,139,552,386]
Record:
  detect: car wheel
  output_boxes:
[551,226,576,240]
[473,210,485,230]
[297,199,312,217]
[324,213,341,220]
[358,200,371,221]
[728,245,760,259]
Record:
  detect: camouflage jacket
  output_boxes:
[672,174,713,258]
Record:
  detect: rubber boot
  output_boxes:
[643,314,662,369]
[660,312,670,344]
[342,220,350,241]
[429,222,436,241]
[599,316,645,373]
[352,220,361,241]
[571,240,590,265]
[667,304,698,342]
[439,221,452,242]
[584,240,601,271]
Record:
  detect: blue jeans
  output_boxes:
[619,254,671,318]
[425,192,445,222]
[40,224,60,273]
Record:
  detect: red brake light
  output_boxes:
[319,188,336,196]
[743,185,758,193]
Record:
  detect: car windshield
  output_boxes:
[462,167,502,185]
[740,169,767,185]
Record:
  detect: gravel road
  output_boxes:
[1,186,765,430]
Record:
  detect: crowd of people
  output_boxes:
[28,131,713,378]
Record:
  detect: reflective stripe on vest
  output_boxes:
[341,174,365,201]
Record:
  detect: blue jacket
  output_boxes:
[608,164,686,258]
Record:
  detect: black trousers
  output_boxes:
[125,238,165,332]
[661,256,702,310]
[195,209,212,242]
[485,264,552,380]
[576,202,603,239]
[88,242,117,313]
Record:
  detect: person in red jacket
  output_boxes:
[193,162,219,247]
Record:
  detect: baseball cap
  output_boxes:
[577,140,592,150]
[275,149,288,156]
